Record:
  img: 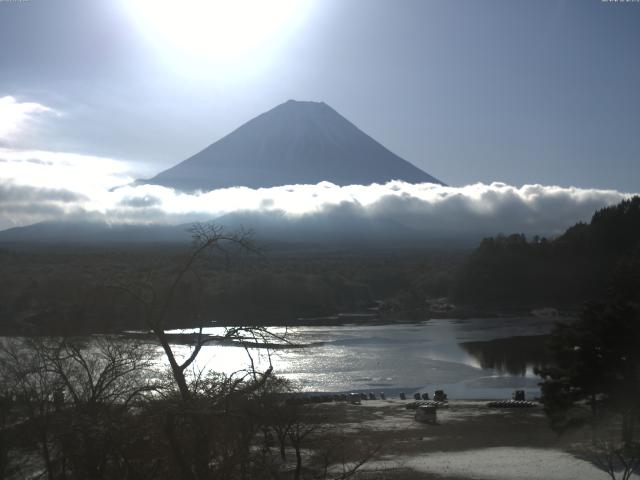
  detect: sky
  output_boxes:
[0,0,638,233]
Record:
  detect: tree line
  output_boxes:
[454,196,640,307]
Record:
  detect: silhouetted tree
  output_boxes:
[0,336,158,479]
[107,223,296,480]
[537,301,640,479]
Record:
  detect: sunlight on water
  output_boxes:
[157,317,559,399]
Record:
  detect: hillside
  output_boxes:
[454,196,640,306]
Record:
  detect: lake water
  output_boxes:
[167,316,562,400]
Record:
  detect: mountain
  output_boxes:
[144,100,442,191]
[0,214,475,250]
[211,209,421,248]
[0,221,191,245]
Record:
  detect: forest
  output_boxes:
[1,196,639,335]
[454,196,640,306]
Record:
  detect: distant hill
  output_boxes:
[143,100,442,191]
[0,215,473,251]
[0,221,191,245]
[211,209,421,248]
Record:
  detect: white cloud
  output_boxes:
[0,149,147,230]
[0,148,136,192]
[0,149,634,241]
[0,96,56,143]
[105,181,628,235]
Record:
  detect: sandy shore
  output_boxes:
[310,398,639,479]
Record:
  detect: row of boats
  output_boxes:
[285,389,537,409]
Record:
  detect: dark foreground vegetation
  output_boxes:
[0,225,378,480]
[0,198,639,479]
[0,244,462,335]
[537,300,640,480]
[0,335,377,480]
[528,199,640,479]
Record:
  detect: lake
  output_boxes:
[167,315,564,400]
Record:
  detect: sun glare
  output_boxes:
[124,0,310,65]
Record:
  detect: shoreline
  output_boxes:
[306,398,632,479]
[0,303,579,337]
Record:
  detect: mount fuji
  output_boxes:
[144,100,442,191]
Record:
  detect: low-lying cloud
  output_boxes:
[0,149,633,243]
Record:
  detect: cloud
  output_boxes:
[0,149,139,229]
[0,182,85,204]
[0,181,88,229]
[0,96,57,144]
[0,144,634,240]
[118,195,162,208]
[0,148,136,192]
[0,147,634,242]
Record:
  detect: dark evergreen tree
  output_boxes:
[537,301,640,443]
[455,196,640,306]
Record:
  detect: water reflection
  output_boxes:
[160,317,562,399]
[460,335,551,376]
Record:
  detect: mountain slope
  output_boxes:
[145,100,442,191]
[0,221,191,245]
[0,214,475,250]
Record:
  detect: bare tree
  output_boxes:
[0,336,158,479]
[590,440,640,480]
[581,419,640,480]
[288,409,325,480]
[105,222,296,480]
[34,337,158,409]
[107,223,270,400]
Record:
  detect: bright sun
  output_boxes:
[124,0,310,64]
